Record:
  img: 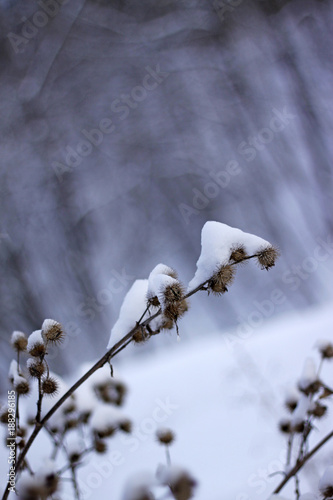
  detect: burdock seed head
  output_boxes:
[11,331,28,352]
[27,330,46,357]
[257,246,279,270]
[42,377,59,396]
[208,264,235,295]
[27,358,45,379]
[230,244,248,263]
[156,428,175,445]
[42,319,65,345]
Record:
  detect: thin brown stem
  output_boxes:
[273,429,333,494]
[36,376,43,424]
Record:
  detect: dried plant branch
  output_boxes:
[273,429,333,494]
[1,252,262,500]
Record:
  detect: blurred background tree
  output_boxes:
[0,0,332,387]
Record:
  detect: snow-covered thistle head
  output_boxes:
[11,331,28,352]
[8,360,30,395]
[256,245,279,270]
[42,319,65,345]
[230,244,248,263]
[27,358,46,379]
[208,264,235,295]
[27,330,46,357]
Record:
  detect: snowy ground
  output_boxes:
[1,301,332,500]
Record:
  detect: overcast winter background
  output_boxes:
[0,0,332,384]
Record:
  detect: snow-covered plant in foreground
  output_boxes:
[0,220,291,499]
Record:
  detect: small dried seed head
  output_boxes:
[133,327,149,344]
[15,379,30,396]
[169,470,197,500]
[27,331,46,358]
[257,246,279,270]
[156,428,175,445]
[27,359,45,379]
[17,426,27,438]
[309,402,327,418]
[278,418,291,434]
[0,408,9,424]
[69,451,81,463]
[160,317,174,330]
[164,282,184,304]
[94,438,107,454]
[148,295,160,307]
[322,486,333,499]
[11,331,28,352]
[285,393,299,413]
[119,419,132,433]
[230,245,248,263]
[43,473,59,496]
[42,319,65,344]
[208,265,235,295]
[65,417,79,430]
[318,342,333,360]
[96,426,117,439]
[292,421,306,434]
[298,379,321,396]
[42,377,59,396]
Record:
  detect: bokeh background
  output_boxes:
[1,0,332,387]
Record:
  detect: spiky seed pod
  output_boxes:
[322,487,333,499]
[278,418,291,434]
[17,427,27,438]
[43,473,59,496]
[285,394,299,413]
[292,421,306,434]
[298,379,321,396]
[69,451,81,463]
[17,438,26,449]
[156,429,175,445]
[65,417,79,430]
[133,327,149,344]
[208,265,235,295]
[164,282,184,304]
[96,426,117,439]
[11,331,28,352]
[0,408,9,424]
[257,246,279,270]
[230,244,248,263]
[169,470,197,500]
[148,295,160,307]
[94,438,107,454]
[318,342,333,360]
[119,419,132,433]
[309,402,327,418]
[41,319,65,344]
[15,379,30,396]
[27,359,45,379]
[27,331,46,358]
[160,317,175,330]
[42,377,59,396]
